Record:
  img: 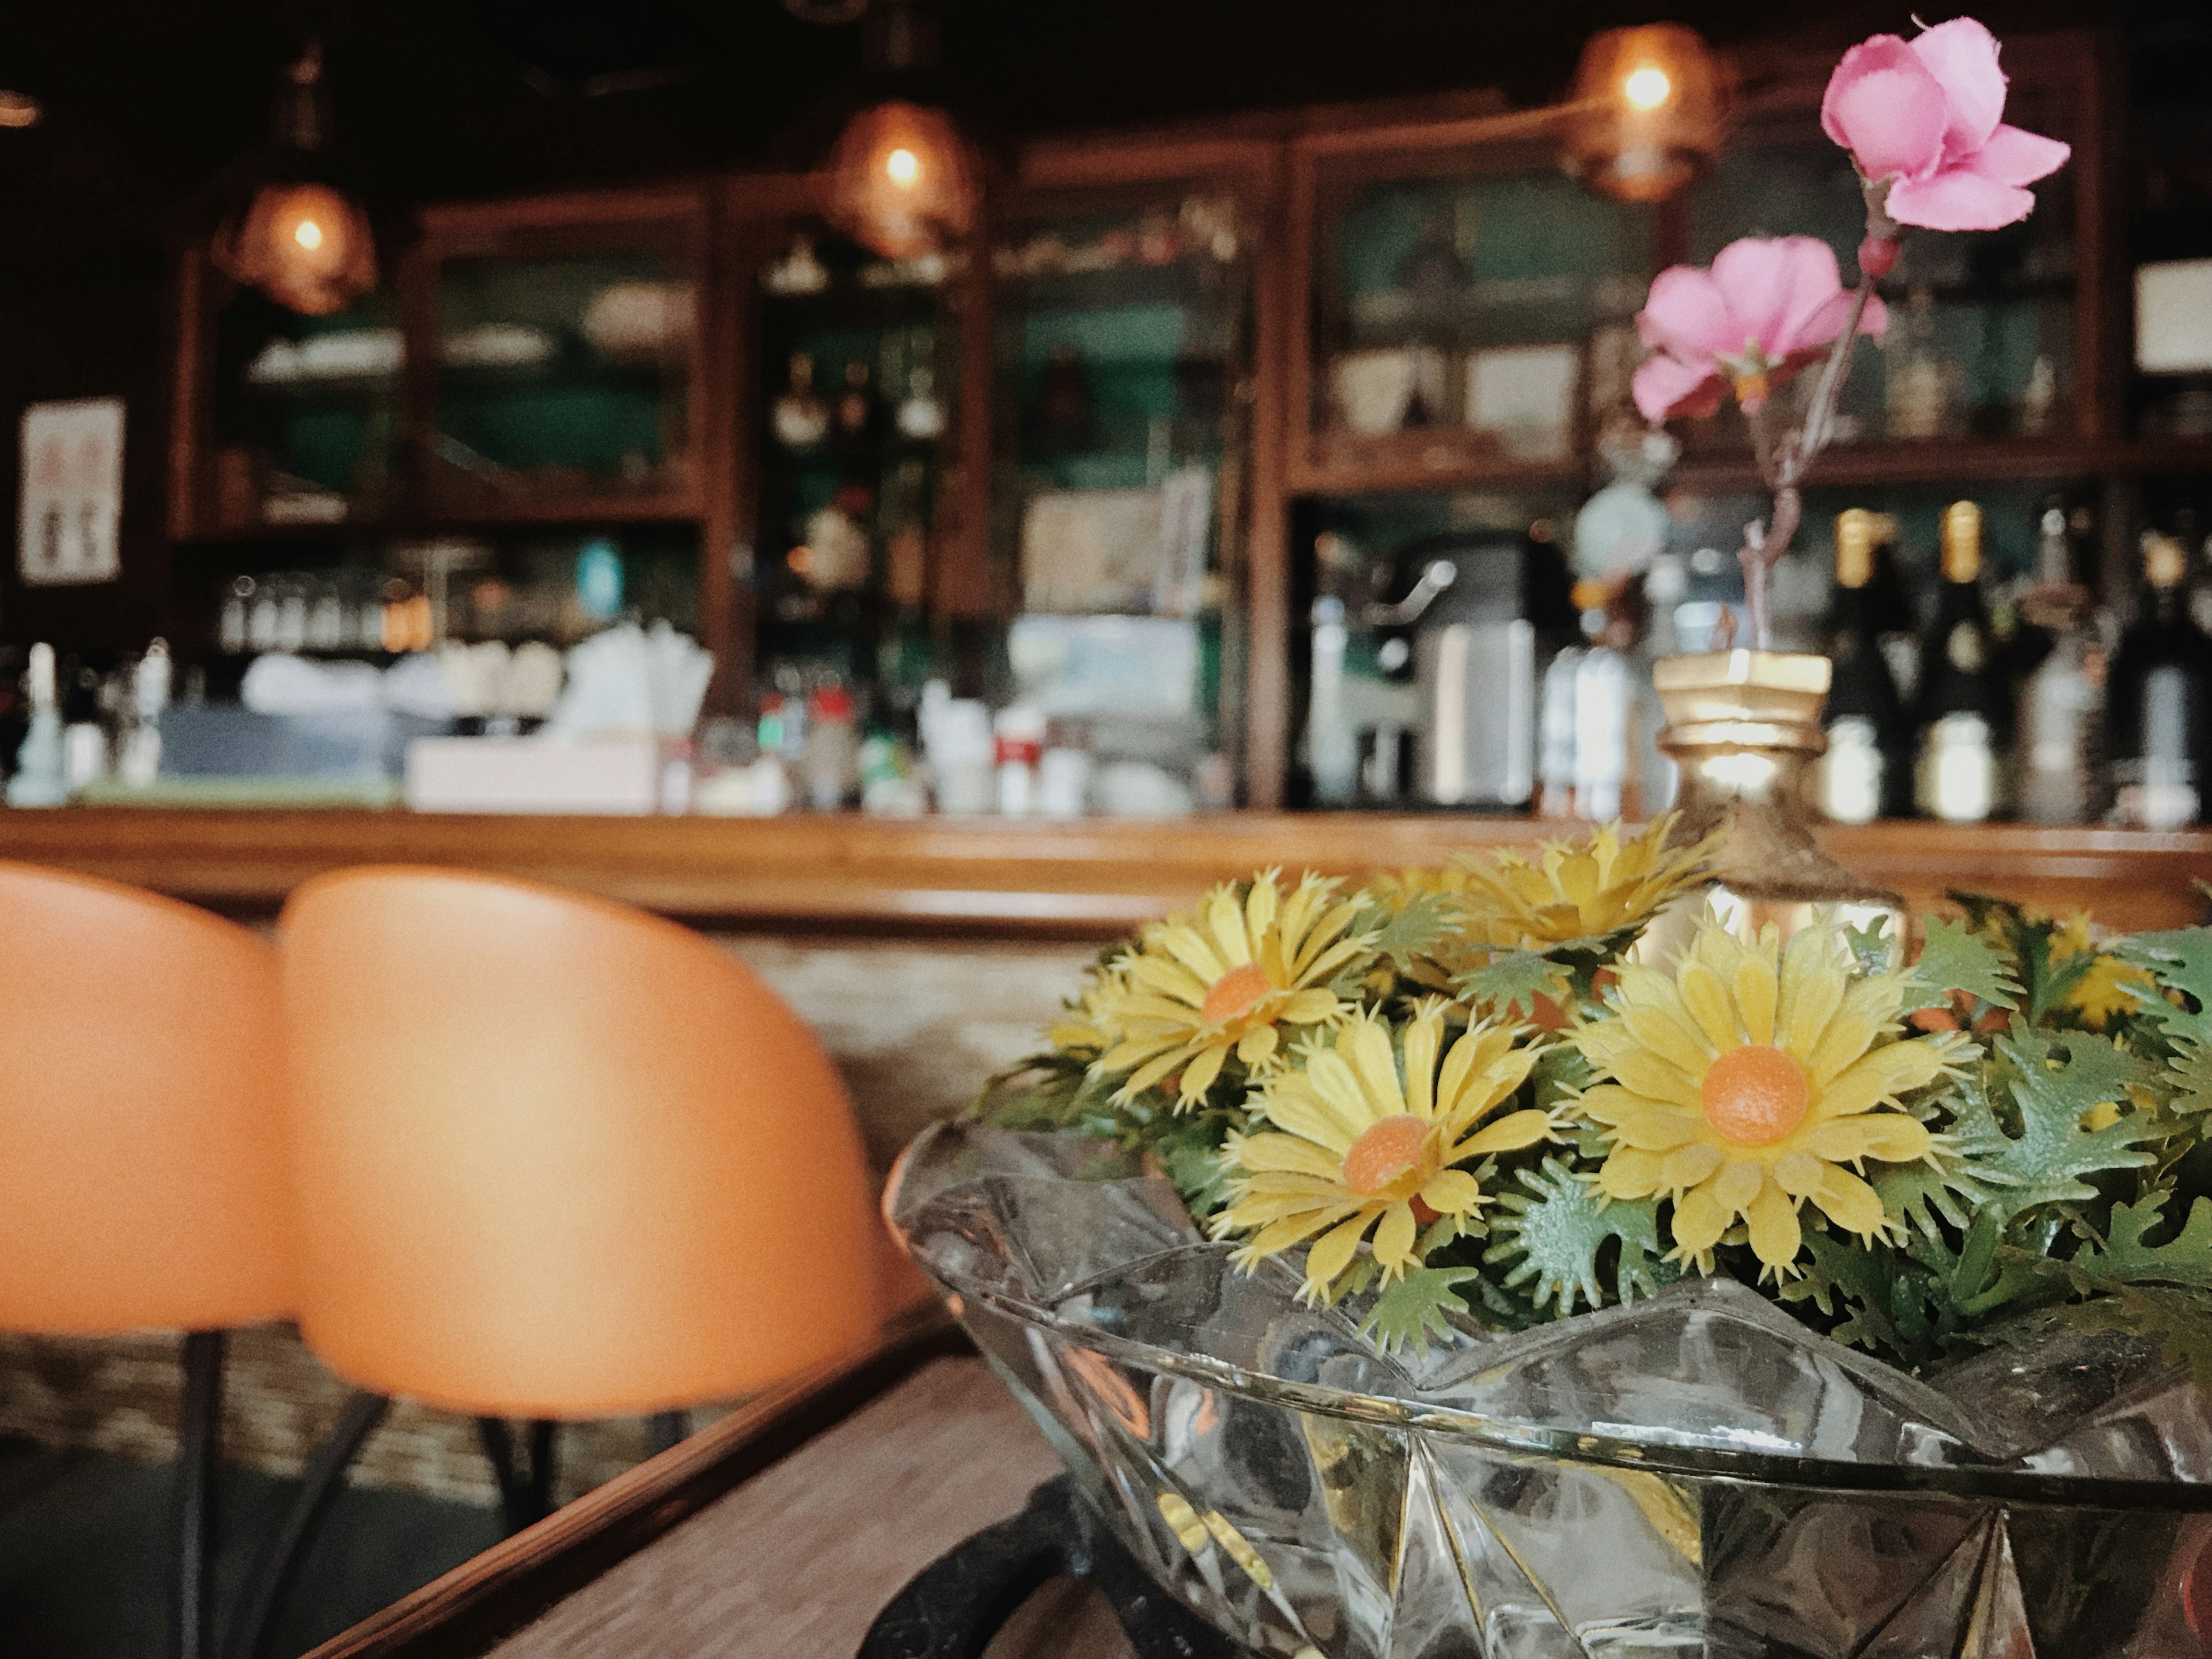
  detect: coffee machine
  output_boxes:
[1368,533,1575,809]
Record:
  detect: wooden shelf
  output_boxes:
[1294,430,1587,497]
[2,808,2202,939]
[1671,436,2212,495]
[172,497,708,546]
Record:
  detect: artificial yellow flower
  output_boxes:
[1214,1004,1555,1302]
[2048,911,2157,1031]
[1573,916,1968,1277]
[1047,964,1127,1056]
[1453,816,1717,951]
[1093,871,1372,1109]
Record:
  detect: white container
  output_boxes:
[404,736,661,815]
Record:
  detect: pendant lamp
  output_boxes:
[822,0,976,260]
[211,44,377,316]
[1562,24,1730,203]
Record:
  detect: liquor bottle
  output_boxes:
[835,360,878,445]
[1913,500,2004,822]
[1819,509,1910,823]
[1884,286,1953,440]
[2014,501,2107,823]
[771,353,829,450]
[2108,532,2210,829]
[895,365,946,441]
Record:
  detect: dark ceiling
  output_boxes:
[1,0,2208,287]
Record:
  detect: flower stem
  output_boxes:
[1734,272,1875,651]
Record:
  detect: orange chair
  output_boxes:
[0,862,293,1659]
[244,866,880,1651]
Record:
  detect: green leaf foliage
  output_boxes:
[1351,892,1457,984]
[1456,950,1569,1021]
[1484,1157,1676,1315]
[1965,1031,2159,1217]
[1843,917,1898,976]
[2071,1192,2212,1291]
[1358,1267,1481,1355]
[1902,914,2021,1015]
[2119,928,2212,1113]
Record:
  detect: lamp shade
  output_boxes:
[213,179,377,316]
[1563,24,1729,203]
[825,98,977,261]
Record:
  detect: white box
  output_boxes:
[2137,259,2212,374]
[404,736,661,815]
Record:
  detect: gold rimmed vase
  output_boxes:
[1640,649,1906,963]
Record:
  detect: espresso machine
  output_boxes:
[1366,533,1576,809]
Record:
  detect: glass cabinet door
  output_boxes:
[199,279,404,533]
[423,197,706,517]
[744,215,964,736]
[1300,139,1658,491]
[988,177,1260,810]
[1682,58,2090,458]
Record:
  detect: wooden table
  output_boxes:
[304,1315,1133,1659]
[3,807,2206,939]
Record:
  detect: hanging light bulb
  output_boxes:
[820,0,976,261]
[211,45,377,315]
[1563,25,1729,203]
[826,98,975,260]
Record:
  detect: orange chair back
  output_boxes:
[279,866,880,1418]
[0,862,293,1333]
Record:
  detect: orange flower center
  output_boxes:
[1700,1043,1809,1146]
[1343,1114,1430,1196]
[1200,961,1272,1026]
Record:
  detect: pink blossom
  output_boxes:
[1632,236,1887,425]
[1821,17,2070,232]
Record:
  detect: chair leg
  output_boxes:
[172,1330,225,1659]
[525,1419,558,1525]
[645,1410,687,1456]
[475,1417,529,1536]
[229,1389,389,1659]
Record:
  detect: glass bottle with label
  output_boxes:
[1819,509,1910,823]
[1913,500,2005,822]
[2014,501,2107,824]
[771,353,830,450]
[2109,532,2210,829]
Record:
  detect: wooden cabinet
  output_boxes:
[164,31,2212,805]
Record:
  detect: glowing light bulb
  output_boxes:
[885,147,921,187]
[294,217,325,251]
[1623,65,1672,110]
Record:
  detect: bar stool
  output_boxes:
[0,862,293,1659]
[245,866,880,1656]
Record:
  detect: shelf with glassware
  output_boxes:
[1288,130,1661,500]
[727,210,968,816]
[974,173,1268,821]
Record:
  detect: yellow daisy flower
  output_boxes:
[2048,912,2157,1031]
[1453,815,1717,950]
[1214,1005,1555,1302]
[1572,916,1968,1277]
[1093,871,1372,1109]
[1047,965,1127,1057]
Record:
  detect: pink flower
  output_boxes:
[1821,17,2070,232]
[1632,236,1887,425]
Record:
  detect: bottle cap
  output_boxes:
[1834,509,1876,588]
[1940,500,1982,583]
[2144,532,2188,591]
[810,685,855,721]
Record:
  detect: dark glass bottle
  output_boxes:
[2108,532,2211,829]
[1913,499,2005,821]
[1819,509,1910,822]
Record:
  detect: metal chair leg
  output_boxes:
[172,1330,225,1659]
[524,1419,558,1527]
[475,1417,528,1536]
[645,1410,688,1456]
[228,1389,390,1659]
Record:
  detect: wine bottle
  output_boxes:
[1913,499,2005,822]
[1819,509,1910,823]
[2014,501,2107,824]
[2108,532,2210,829]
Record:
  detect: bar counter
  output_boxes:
[0,808,2206,937]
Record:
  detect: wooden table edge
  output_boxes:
[302,1307,971,1659]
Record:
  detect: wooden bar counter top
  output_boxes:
[0,807,2205,937]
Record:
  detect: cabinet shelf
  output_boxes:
[1294,428,1586,495]
[1670,437,2212,494]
